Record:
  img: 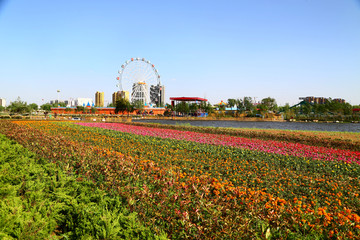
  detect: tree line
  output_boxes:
[1,96,359,121]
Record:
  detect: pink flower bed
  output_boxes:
[76,122,360,164]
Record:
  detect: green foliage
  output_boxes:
[175,102,189,115]
[189,103,199,113]
[243,97,255,113]
[199,101,213,113]
[261,97,277,112]
[90,107,97,114]
[133,100,145,110]
[40,103,52,112]
[115,98,131,115]
[75,106,85,113]
[7,97,30,114]
[28,103,38,111]
[0,133,166,239]
[227,99,236,108]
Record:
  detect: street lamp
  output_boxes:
[57,90,60,107]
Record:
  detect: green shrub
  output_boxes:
[0,133,167,239]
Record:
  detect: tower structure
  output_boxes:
[132,82,148,105]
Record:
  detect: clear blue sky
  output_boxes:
[1,0,359,106]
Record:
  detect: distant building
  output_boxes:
[74,98,94,107]
[95,91,104,107]
[299,96,327,104]
[333,98,346,104]
[150,84,165,106]
[0,98,6,107]
[49,99,69,106]
[112,91,129,105]
[160,85,165,106]
[299,96,346,105]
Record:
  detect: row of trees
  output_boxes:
[164,101,214,116]
[226,97,277,115]
[224,97,359,120]
[114,99,146,115]
[0,97,39,114]
[1,97,358,120]
[0,97,73,114]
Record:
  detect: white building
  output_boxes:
[73,98,94,107]
[0,98,6,107]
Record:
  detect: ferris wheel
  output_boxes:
[116,58,161,105]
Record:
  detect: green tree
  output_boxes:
[126,102,134,116]
[301,102,312,115]
[261,97,277,112]
[256,104,268,117]
[342,103,352,115]
[115,98,130,115]
[0,106,5,112]
[243,97,255,113]
[29,103,38,111]
[198,101,213,114]
[176,102,190,115]
[132,100,144,111]
[227,99,236,108]
[189,103,199,114]
[52,102,66,107]
[40,103,52,112]
[234,99,244,113]
[76,106,85,113]
[7,97,30,114]
[90,107,97,114]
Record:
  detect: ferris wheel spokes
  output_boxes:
[116,57,161,106]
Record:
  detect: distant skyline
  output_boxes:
[0,0,359,106]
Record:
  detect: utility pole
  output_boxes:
[57,90,60,107]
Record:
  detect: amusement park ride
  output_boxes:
[116,58,165,106]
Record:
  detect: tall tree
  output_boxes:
[115,98,130,115]
[133,100,144,111]
[227,99,236,108]
[126,102,134,116]
[189,103,199,113]
[261,97,277,112]
[7,97,30,114]
[29,103,38,111]
[235,99,244,113]
[176,102,190,115]
[40,103,52,112]
[243,97,255,113]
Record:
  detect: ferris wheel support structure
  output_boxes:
[116,58,161,105]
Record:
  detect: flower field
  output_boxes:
[76,122,360,164]
[128,122,360,151]
[1,120,360,239]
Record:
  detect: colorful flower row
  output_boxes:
[76,122,360,164]
[129,121,360,151]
